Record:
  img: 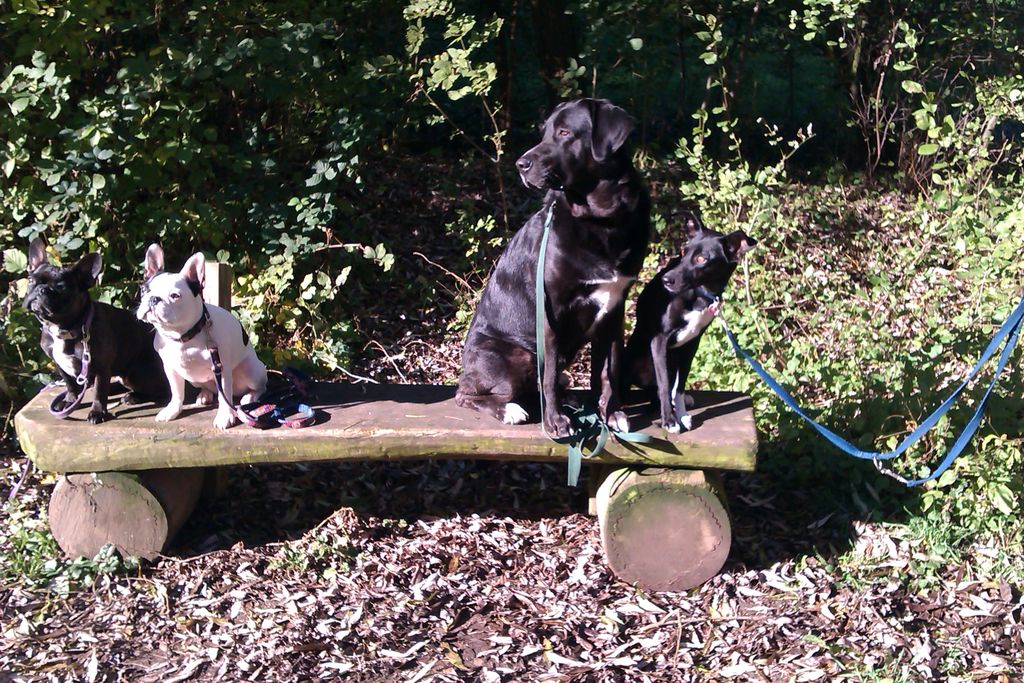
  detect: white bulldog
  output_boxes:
[137,244,267,429]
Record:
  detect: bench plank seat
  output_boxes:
[16,383,757,473]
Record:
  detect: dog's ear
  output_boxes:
[590,99,635,163]
[28,237,49,272]
[180,252,206,294]
[682,213,705,241]
[73,253,103,285]
[144,244,165,280]
[722,230,757,262]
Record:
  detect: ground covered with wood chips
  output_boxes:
[2,451,1022,682]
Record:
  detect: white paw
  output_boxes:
[214,409,237,430]
[502,402,529,425]
[679,414,693,431]
[607,412,630,433]
[155,405,182,422]
[664,421,681,434]
[197,389,216,406]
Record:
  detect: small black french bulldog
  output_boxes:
[23,238,169,423]
[623,214,756,432]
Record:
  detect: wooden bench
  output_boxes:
[13,265,758,592]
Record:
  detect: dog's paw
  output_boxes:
[88,409,113,425]
[56,394,80,412]
[197,389,216,406]
[502,402,529,425]
[121,392,142,406]
[678,414,693,431]
[545,412,572,438]
[213,409,238,430]
[155,405,182,422]
[664,420,681,434]
[606,410,630,433]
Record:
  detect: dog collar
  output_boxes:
[165,305,209,343]
[695,286,720,304]
[46,301,94,342]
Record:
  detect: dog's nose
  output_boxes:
[516,156,533,173]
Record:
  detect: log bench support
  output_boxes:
[49,468,211,560]
[593,467,731,591]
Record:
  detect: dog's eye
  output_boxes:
[557,128,572,138]
[694,255,707,265]
[169,292,180,301]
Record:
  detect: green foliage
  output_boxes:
[268,528,358,581]
[0,0,408,389]
[1,495,140,598]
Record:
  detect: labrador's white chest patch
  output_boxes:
[670,308,715,348]
[587,275,635,321]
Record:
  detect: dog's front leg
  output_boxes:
[650,334,681,432]
[54,365,81,410]
[213,363,238,430]
[87,367,113,424]
[672,343,700,430]
[155,364,187,422]
[592,316,630,432]
[541,323,571,437]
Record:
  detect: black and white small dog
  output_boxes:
[22,238,168,423]
[623,214,756,432]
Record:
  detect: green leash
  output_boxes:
[534,202,652,486]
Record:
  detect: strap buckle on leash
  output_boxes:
[873,458,910,485]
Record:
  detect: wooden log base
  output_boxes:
[595,467,731,592]
[48,468,206,560]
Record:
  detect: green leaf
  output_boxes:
[699,52,717,65]
[10,97,31,115]
[901,80,923,94]
[92,174,106,190]
[2,158,14,177]
[989,483,1016,515]
[917,143,939,156]
[913,109,932,131]
[628,38,643,51]
[4,248,28,274]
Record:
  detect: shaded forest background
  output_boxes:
[1,0,1023,548]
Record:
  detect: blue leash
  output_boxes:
[715,292,1024,487]
[535,202,651,486]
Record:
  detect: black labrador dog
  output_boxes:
[456,98,651,436]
